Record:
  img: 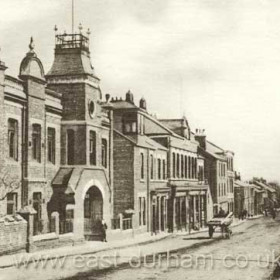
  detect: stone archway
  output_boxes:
[73,178,110,240]
[84,186,103,240]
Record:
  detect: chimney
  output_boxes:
[139,97,147,110]
[195,129,206,149]
[125,90,134,104]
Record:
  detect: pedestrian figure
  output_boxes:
[101,219,107,242]
[271,208,276,220]
[242,209,247,219]
[218,207,226,217]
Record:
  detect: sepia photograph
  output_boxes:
[0,0,279,279]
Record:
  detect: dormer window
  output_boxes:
[123,113,137,134]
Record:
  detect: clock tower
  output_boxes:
[46,27,110,167]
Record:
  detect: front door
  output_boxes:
[84,186,103,240]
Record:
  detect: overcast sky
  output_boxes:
[0,0,280,182]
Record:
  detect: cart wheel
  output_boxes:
[209,226,214,238]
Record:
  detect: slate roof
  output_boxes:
[254,181,276,193]
[114,129,167,151]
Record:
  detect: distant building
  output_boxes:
[195,131,234,216]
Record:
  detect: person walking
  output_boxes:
[101,219,108,242]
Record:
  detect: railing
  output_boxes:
[59,219,73,234]
[122,218,132,230]
[33,219,44,236]
[55,33,89,50]
[111,218,120,230]
[33,217,56,236]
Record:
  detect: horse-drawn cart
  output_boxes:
[207,212,234,239]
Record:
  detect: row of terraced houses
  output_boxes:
[0,29,275,254]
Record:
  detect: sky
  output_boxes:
[0,0,280,182]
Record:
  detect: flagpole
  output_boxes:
[72,0,74,33]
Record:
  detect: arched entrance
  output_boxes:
[84,186,103,240]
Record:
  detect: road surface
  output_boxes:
[66,216,280,280]
[1,216,279,280]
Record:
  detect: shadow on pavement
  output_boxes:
[183,237,210,240]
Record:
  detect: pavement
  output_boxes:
[0,216,251,271]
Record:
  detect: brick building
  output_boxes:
[195,130,234,216]
[0,30,113,247]
[111,94,211,234]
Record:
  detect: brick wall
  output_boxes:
[0,215,27,255]
[47,84,86,121]
[113,132,134,216]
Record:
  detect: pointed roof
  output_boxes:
[19,37,45,81]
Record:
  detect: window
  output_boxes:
[150,155,154,179]
[181,155,184,178]
[123,113,137,134]
[89,131,96,165]
[162,159,166,180]
[176,154,180,178]
[139,197,142,226]
[32,124,41,162]
[141,153,144,179]
[143,198,146,225]
[33,192,42,235]
[198,166,204,181]
[172,153,176,178]
[185,156,188,178]
[102,139,107,168]
[47,128,56,164]
[194,158,197,179]
[67,129,75,165]
[7,193,17,215]
[157,158,161,180]
[8,119,18,161]
[188,157,191,179]
[139,197,146,226]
